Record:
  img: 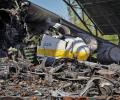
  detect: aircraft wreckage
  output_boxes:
[1,0,120,100]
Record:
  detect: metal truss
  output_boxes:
[63,0,104,36]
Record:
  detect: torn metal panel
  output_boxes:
[1,0,120,99]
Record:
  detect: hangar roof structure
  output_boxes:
[76,0,120,35]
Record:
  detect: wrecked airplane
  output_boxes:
[0,0,120,99]
[0,0,120,64]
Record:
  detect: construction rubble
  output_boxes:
[1,58,120,100]
[1,0,120,100]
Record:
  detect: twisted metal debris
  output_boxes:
[1,0,120,100]
[0,58,120,100]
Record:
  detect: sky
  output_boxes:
[30,0,69,20]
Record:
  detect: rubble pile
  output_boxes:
[1,0,120,100]
[0,58,120,99]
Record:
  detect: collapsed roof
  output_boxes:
[77,0,120,35]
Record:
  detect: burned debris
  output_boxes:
[1,58,120,99]
[1,0,120,100]
[0,0,30,58]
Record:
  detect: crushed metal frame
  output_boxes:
[63,0,104,36]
